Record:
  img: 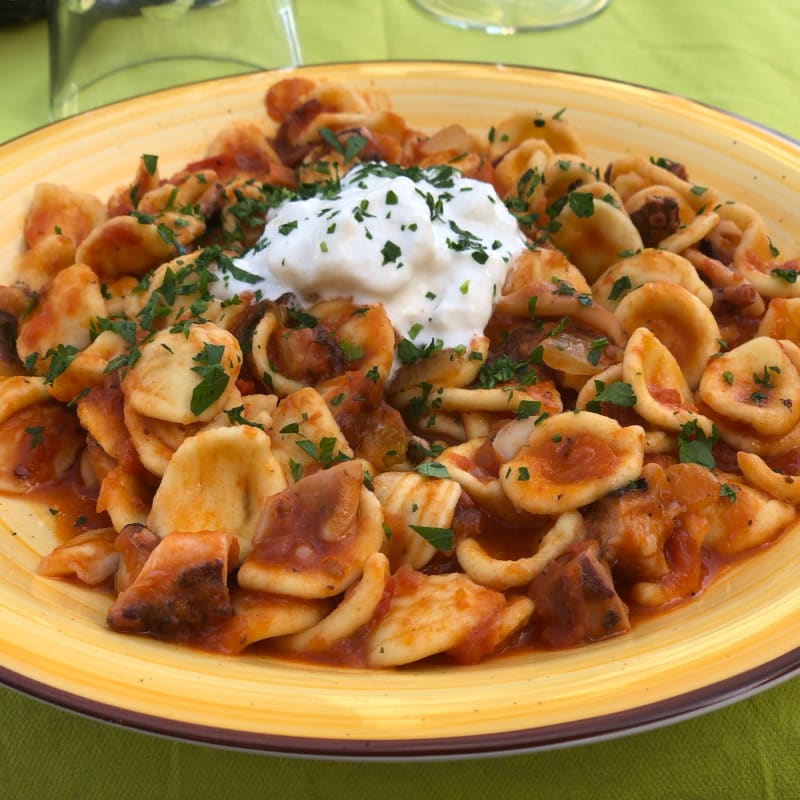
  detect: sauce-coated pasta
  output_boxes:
[2,77,800,668]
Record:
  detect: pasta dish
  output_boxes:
[2,77,799,668]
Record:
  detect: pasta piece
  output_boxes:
[49,330,128,404]
[0,376,84,493]
[391,382,562,424]
[499,411,645,515]
[592,248,713,313]
[702,475,796,555]
[738,451,800,504]
[606,156,717,213]
[16,234,76,292]
[696,337,800,437]
[37,528,119,586]
[107,531,239,636]
[123,253,225,329]
[718,201,800,299]
[123,405,203,478]
[366,567,532,667]
[659,209,719,253]
[74,379,129,462]
[487,110,585,161]
[122,322,242,425]
[237,460,384,599]
[448,595,535,665]
[138,169,222,219]
[16,262,107,372]
[757,297,800,343]
[277,551,390,653]
[201,121,286,183]
[622,327,714,433]
[96,464,153,532]
[614,281,721,389]
[75,215,179,279]
[495,281,627,347]
[147,426,287,561]
[269,386,354,482]
[548,183,644,283]
[456,510,584,591]
[250,307,305,397]
[503,247,592,296]
[493,138,553,203]
[388,335,489,395]
[540,156,602,208]
[222,590,332,652]
[437,438,519,520]
[372,471,462,570]
[23,183,106,249]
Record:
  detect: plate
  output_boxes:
[1,61,800,759]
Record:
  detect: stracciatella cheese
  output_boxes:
[214,163,528,352]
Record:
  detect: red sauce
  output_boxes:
[531,432,618,484]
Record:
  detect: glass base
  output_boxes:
[412,0,609,33]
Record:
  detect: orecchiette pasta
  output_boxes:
[2,77,799,670]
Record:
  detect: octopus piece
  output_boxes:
[112,522,161,594]
[107,530,239,638]
[237,459,384,599]
[316,371,411,472]
[530,540,630,647]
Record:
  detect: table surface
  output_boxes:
[2,1,800,798]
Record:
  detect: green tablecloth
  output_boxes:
[2,1,800,797]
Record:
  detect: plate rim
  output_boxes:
[2,59,800,760]
[3,647,800,759]
[5,58,799,150]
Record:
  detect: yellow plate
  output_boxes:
[1,61,800,758]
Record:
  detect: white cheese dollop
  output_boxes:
[214,162,528,352]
